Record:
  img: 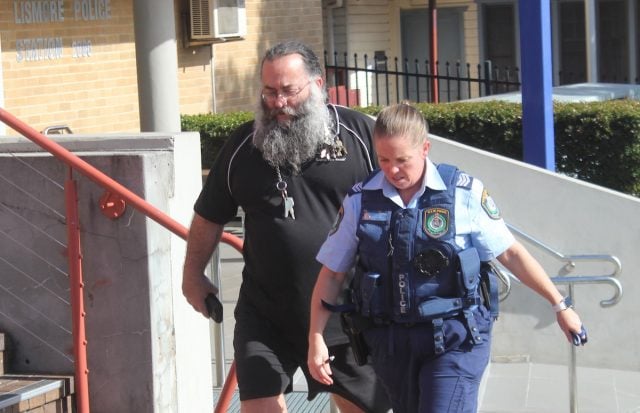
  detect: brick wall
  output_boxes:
[176,0,325,115]
[0,0,140,135]
[1,0,326,134]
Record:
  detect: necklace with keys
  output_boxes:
[275,166,295,219]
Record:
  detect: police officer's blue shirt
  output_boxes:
[317,158,515,273]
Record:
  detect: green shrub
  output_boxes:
[182,100,640,196]
[418,101,523,159]
[180,111,253,169]
[554,100,640,196]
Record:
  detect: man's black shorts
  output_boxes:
[233,300,391,412]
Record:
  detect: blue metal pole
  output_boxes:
[518,1,555,170]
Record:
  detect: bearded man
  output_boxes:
[182,41,391,413]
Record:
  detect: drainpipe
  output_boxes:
[210,45,217,113]
[429,0,439,103]
[628,0,637,83]
[584,0,597,82]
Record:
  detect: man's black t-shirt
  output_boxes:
[195,104,376,345]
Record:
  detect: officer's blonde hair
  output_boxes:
[373,102,429,147]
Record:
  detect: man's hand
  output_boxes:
[182,214,224,317]
[183,273,219,318]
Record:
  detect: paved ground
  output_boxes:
[480,362,640,413]
[213,227,640,413]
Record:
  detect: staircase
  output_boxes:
[0,333,75,413]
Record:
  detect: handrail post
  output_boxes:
[568,284,578,413]
[210,247,226,387]
[65,167,90,413]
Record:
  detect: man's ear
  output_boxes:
[316,76,325,90]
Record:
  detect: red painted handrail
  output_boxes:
[215,362,238,413]
[0,107,242,412]
[64,169,90,412]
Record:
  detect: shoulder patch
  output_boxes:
[481,188,501,220]
[456,173,473,189]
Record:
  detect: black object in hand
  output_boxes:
[571,325,588,346]
[205,293,223,323]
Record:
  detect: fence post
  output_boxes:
[483,60,493,96]
[345,53,351,107]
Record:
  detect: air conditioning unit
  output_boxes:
[190,0,246,40]
[324,0,343,7]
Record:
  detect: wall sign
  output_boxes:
[12,0,112,62]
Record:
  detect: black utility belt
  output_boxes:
[371,319,418,328]
[366,295,483,326]
[369,313,460,328]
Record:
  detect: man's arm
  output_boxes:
[182,213,224,317]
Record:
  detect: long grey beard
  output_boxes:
[253,88,331,173]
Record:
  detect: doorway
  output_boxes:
[401,7,465,101]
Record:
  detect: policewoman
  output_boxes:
[308,102,586,412]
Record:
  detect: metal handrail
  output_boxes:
[498,223,623,306]
[0,107,243,412]
[497,223,623,413]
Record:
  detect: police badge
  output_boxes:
[423,207,449,238]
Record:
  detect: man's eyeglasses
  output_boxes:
[261,81,311,104]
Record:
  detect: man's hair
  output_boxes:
[261,40,323,78]
[374,102,429,146]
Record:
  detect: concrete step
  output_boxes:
[0,374,74,413]
[0,333,75,413]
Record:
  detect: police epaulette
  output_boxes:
[456,173,473,190]
[348,181,363,196]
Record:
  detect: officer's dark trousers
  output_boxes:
[363,310,492,412]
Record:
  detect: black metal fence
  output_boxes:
[324,51,521,107]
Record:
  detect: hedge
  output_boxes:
[182,100,640,197]
[181,111,253,169]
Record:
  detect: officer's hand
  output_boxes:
[182,273,219,318]
[308,334,334,386]
[556,308,587,346]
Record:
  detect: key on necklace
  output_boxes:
[275,173,295,219]
[283,194,295,219]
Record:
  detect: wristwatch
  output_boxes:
[552,296,574,313]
